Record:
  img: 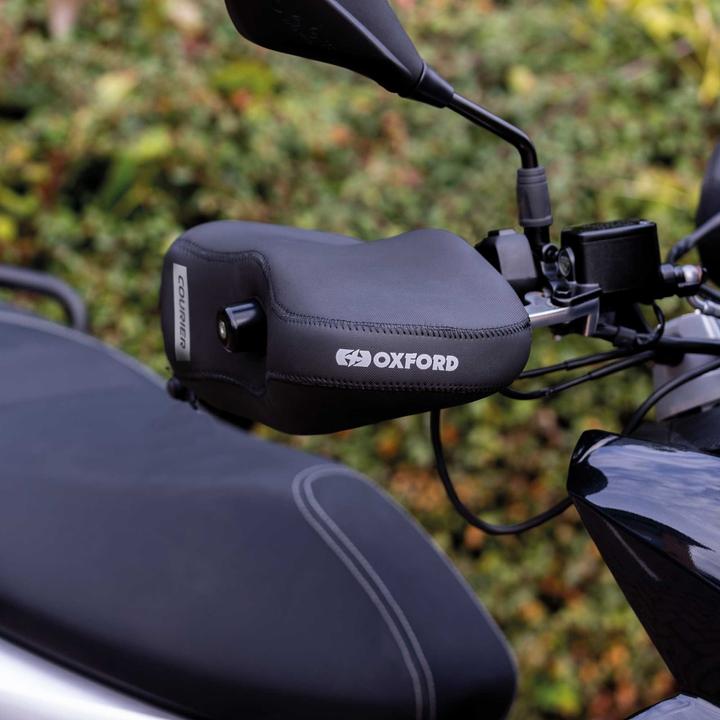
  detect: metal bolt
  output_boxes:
[218,319,228,342]
[558,253,573,278]
[542,244,559,263]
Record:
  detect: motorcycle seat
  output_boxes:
[0,307,516,720]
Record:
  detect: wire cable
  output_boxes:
[667,210,720,264]
[431,409,573,536]
[519,347,633,379]
[700,284,720,303]
[655,336,720,356]
[688,294,720,318]
[502,350,656,400]
[623,357,720,435]
[647,302,666,346]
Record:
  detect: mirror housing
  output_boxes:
[225,0,454,107]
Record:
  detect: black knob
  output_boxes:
[217,301,266,353]
[167,376,193,403]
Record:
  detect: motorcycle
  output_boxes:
[1,1,720,718]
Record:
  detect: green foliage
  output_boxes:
[1,1,718,716]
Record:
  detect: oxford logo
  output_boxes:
[336,349,459,373]
[335,349,372,368]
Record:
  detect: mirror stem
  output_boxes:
[448,93,552,254]
[448,93,538,169]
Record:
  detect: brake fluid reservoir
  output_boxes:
[654,311,720,421]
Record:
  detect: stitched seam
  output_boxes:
[331,468,519,714]
[295,466,433,720]
[270,372,499,393]
[177,238,530,339]
[386,483,520,699]
[292,466,431,720]
[303,468,437,720]
[179,369,498,396]
[274,315,530,339]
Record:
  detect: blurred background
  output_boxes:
[1,0,719,717]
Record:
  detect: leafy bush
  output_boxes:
[1,1,718,717]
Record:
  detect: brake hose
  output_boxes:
[624,357,720,435]
[430,409,573,536]
[519,347,633,379]
[502,350,656,400]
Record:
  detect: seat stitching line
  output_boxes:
[303,468,437,720]
[268,371,499,393]
[315,467,517,674]
[292,465,428,720]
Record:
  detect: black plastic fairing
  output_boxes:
[569,432,720,703]
[631,696,720,719]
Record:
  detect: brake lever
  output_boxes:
[524,290,600,335]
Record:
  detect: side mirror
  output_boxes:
[224,0,454,107]
[224,0,551,244]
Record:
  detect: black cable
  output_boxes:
[648,302,666,346]
[700,283,720,303]
[519,347,633,379]
[655,336,720,356]
[595,314,720,357]
[431,409,572,536]
[667,210,720,263]
[624,357,720,435]
[687,294,720,318]
[502,350,655,400]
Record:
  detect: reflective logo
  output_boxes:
[336,349,459,373]
[335,349,372,368]
[173,263,191,362]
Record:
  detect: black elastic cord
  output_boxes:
[502,350,655,400]
[430,409,572,536]
[623,357,720,435]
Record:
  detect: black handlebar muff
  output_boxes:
[160,221,531,434]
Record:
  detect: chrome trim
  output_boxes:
[0,636,186,720]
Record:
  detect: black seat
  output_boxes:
[0,306,516,720]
